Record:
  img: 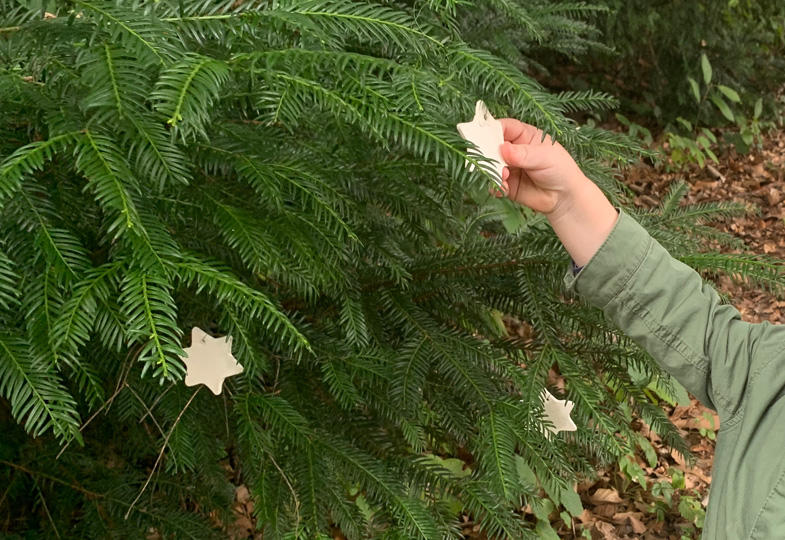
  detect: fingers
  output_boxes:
[494,164,553,213]
[498,118,541,144]
[500,141,553,171]
[512,172,544,208]
[500,142,527,169]
[504,168,523,202]
[493,170,530,208]
[488,177,508,197]
[487,168,511,198]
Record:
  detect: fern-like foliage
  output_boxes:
[0,333,81,443]
[0,1,781,538]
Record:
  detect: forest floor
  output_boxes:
[544,127,785,540]
[224,128,785,540]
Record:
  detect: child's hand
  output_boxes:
[494,118,618,266]
[495,118,587,218]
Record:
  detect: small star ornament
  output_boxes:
[456,100,506,186]
[540,389,577,435]
[181,327,243,395]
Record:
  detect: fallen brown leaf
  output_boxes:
[613,511,647,534]
[235,484,250,504]
[594,520,623,540]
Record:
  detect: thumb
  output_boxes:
[500,142,529,169]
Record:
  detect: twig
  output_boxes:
[268,452,300,530]
[0,459,178,524]
[0,460,103,499]
[125,384,165,437]
[138,382,174,424]
[0,473,12,509]
[56,382,128,459]
[273,355,280,391]
[223,393,230,438]
[706,163,726,182]
[33,478,61,539]
[124,387,202,520]
[0,12,57,36]
[107,344,142,415]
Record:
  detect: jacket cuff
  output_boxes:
[562,208,652,309]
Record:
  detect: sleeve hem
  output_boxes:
[562,208,652,309]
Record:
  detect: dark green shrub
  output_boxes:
[538,1,785,129]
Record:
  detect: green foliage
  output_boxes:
[698,411,717,441]
[663,53,772,169]
[585,0,785,128]
[678,493,706,534]
[0,1,781,538]
[644,467,706,538]
[529,0,785,138]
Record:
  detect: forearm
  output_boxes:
[561,207,778,417]
[546,175,618,267]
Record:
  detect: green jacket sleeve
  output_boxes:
[563,208,783,420]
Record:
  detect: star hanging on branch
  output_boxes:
[540,389,577,435]
[456,99,507,187]
[181,327,243,395]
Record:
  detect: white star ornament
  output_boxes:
[181,327,244,395]
[456,100,507,187]
[540,389,577,435]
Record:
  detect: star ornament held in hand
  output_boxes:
[456,99,506,187]
[540,389,577,436]
[181,327,244,395]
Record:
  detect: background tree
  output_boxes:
[582,0,785,128]
[0,1,781,538]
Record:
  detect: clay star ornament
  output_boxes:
[181,327,243,395]
[540,389,577,435]
[456,100,507,187]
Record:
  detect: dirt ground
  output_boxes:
[628,130,785,323]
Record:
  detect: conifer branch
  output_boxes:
[0,334,81,442]
[74,0,166,65]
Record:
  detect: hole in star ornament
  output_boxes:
[456,99,507,187]
[181,327,244,395]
